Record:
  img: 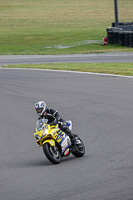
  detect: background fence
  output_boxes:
[118,0,133,23]
[107,0,133,47]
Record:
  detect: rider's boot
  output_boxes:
[66,129,76,145]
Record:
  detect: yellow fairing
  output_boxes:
[42,139,55,146]
[34,120,65,147]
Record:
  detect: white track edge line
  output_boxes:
[0,67,133,79]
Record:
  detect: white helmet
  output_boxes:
[35,101,47,116]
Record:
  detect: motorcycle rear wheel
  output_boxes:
[43,143,61,164]
[72,136,85,157]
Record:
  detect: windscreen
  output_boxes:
[36,118,48,130]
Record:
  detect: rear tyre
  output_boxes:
[43,143,61,164]
[72,136,85,157]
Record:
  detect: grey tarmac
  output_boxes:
[0,52,133,66]
[0,68,133,200]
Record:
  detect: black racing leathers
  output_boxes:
[39,108,74,139]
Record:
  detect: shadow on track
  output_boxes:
[8,155,87,168]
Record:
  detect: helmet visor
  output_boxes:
[36,107,43,114]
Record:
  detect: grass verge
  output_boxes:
[0,0,133,54]
[2,63,133,76]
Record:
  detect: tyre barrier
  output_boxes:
[129,32,133,47]
[107,28,133,47]
[125,31,130,47]
[119,31,125,46]
[107,30,113,45]
[113,31,119,44]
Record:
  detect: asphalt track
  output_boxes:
[0,68,133,200]
[0,52,133,66]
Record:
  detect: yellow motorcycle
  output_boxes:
[34,118,85,164]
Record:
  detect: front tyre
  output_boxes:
[43,143,61,164]
[72,136,85,157]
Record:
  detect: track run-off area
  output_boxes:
[0,67,133,200]
[0,52,133,66]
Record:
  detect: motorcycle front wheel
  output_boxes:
[43,143,61,164]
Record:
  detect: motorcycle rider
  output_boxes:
[35,101,76,144]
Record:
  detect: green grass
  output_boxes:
[2,63,133,76]
[0,0,133,55]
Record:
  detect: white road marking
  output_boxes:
[1,67,133,79]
